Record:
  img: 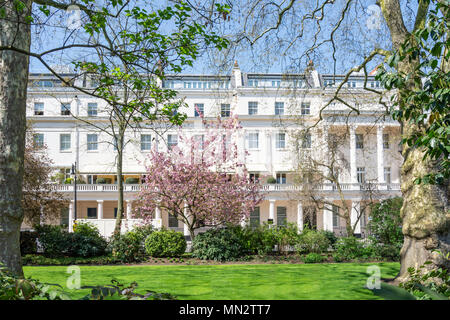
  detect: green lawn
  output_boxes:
[24,262,400,300]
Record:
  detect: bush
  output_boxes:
[125,177,139,184]
[321,230,338,248]
[240,224,277,255]
[266,177,277,184]
[302,253,325,263]
[71,222,108,257]
[34,225,73,257]
[369,239,401,261]
[145,229,186,257]
[296,228,331,254]
[367,197,403,246]
[34,223,107,258]
[109,225,153,262]
[273,223,301,254]
[192,226,248,261]
[96,178,112,184]
[20,231,38,255]
[332,237,375,262]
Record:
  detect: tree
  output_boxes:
[134,116,263,240]
[0,0,230,276]
[198,0,449,282]
[23,122,68,226]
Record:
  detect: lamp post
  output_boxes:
[71,162,77,221]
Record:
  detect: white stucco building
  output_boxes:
[26,62,402,238]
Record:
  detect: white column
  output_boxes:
[154,205,162,229]
[126,200,132,219]
[68,201,74,232]
[323,205,333,232]
[269,199,276,225]
[351,201,361,234]
[297,201,303,232]
[265,130,273,174]
[97,200,104,219]
[155,206,161,220]
[377,125,385,183]
[322,125,330,178]
[349,125,357,184]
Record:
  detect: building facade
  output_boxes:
[26,63,402,238]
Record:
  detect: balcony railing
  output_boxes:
[53,182,401,193]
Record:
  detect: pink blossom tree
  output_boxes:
[133,115,263,240]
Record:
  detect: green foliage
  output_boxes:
[192,226,248,261]
[0,264,70,300]
[376,2,450,184]
[332,237,375,262]
[81,279,176,300]
[22,254,120,266]
[266,177,277,184]
[399,252,450,300]
[273,223,301,254]
[124,177,139,184]
[368,197,403,246]
[145,229,186,258]
[34,223,107,258]
[296,228,331,254]
[96,178,112,184]
[110,225,154,262]
[239,224,278,255]
[301,253,325,263]
[321,230,338,247]
[20,231,38,255]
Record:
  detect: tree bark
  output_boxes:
[0,0,32,277]
[380,0,450,281]
[113,126,125,237]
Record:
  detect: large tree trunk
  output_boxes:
[380,0,450,281]
[0,0,32,277]
[398,151,449,281]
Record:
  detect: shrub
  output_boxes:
[125,177,139,184]
[145,229,186,257]
[367,197,403,246]
[332,237,375,262]
[192,226,248,261]
[302,253,325,263]
[109,224,154,262]
[273,223,301,254]
[96,178,112,184]
[34,223,107,258]
[34,225,73,257]
[20,231,38,255]
[71,222,108,257]
[369,240,401,261]
[321,230,338,247]
[266,177,277,184]
[239,224,277,255]
[296,228,331,254]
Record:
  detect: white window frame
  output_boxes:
[87,134,98,151]
[34,102,44,116]
[275,102,284,115]
[247,132,259,149]
[87,103,98,117]
[60,134,71,152]
[276,132,286,149]
[141,134,152,151]
[248,101,258,115]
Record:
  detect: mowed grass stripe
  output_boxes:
[24,262,400,300]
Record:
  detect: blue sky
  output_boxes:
[28,0,420,76]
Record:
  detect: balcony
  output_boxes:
[54,183,401,193]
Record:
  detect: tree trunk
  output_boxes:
[0,0,32,277]
[113,129,125,237]
[397,136,450,281]
[380,0,450,281]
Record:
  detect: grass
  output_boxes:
[24,262,400,300]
